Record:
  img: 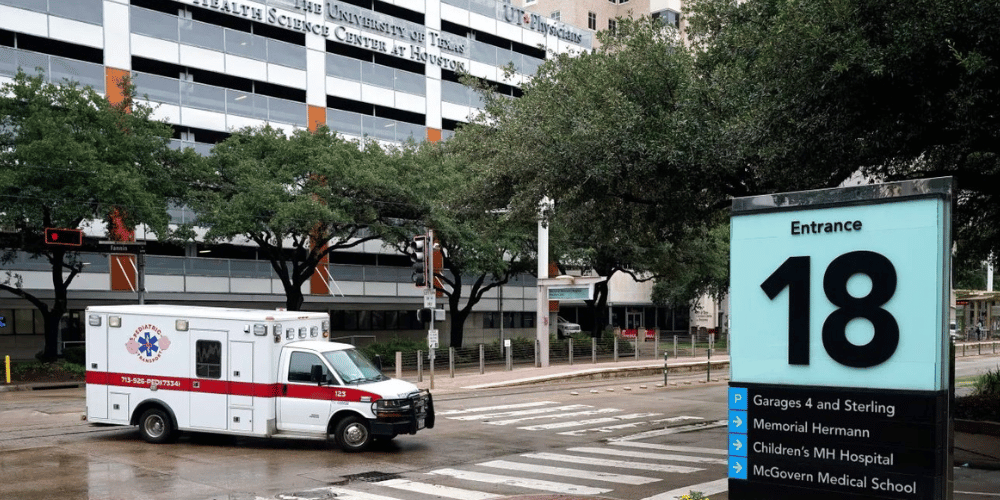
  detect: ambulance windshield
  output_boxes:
[324,348,386,384]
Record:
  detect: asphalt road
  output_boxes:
[2,358,999,500]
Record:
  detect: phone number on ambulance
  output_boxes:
[120,377,182,388]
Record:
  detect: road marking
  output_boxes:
[521,452,703,473]
[520,413,661,431]
[486,408,621,426]
[555,415,668,435]
[447,405,593,421]
[428,469,612,495]
[478,460,660,485]
[608,441,728,456]
[437,401,555,416]
[567,447,728,465]
[291,487,400,500]
[607,420,728,440]
[375,479,499,500]
[641,478,729,500]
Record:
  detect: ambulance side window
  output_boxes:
[288,352,328,383]
[195,340,222,379]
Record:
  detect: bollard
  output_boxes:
[692,334,696,358]
[569,338,574,365]
[592,337,597,364]
[535,340,540,368]
[673,335,678,359]
[507,342,513,371]
[979,341,982,356]
[614,336,619,362]
[395,351,402,380]
[654,330,659,359]
[4,355,9,384]
[663,353,669,386]
[449,347,455,378]
[707,346,712,382]
[430,349,435,390]
[417,350,423,382]
[480,344,485,375]
[635,338,639,361]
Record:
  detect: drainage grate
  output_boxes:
[341,471,403,483]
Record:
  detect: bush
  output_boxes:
[360,337,428,368]
[972,366,1000,397]
[63,346,85,365]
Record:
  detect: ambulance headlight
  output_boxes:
[372,399,411,415]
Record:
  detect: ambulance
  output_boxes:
[85,305,434,451]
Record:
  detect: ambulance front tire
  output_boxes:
[138,408,175,444]
[334,415,371,452]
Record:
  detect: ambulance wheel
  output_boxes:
[139,408,175,444]
[334,416,371,452]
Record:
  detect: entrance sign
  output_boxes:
[728,178,953,499]
[548,285,593,301]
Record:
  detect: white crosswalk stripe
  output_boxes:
[428,468,613,495]
[642,478,730,500]
[437,401,555,416]
[558,417,669,436]
[292,486,401,500]
[486,407,622,426]
[447,404,593,421]
[478,459,661,485]
[374,478,500,500]
[520,412,661,431]
[520,452,704,473]
[608,441,729,455]
[568,447,729,465]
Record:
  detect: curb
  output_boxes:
[0,381,85,392]
[955,419,1000,437]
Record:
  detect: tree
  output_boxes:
[384,141,536,348]
[192,125,411,311]
[685,0,1000,265]
[0,71,197,360]
[650,222,730,309]
[451,18,732,335]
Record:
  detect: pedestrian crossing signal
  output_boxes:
[44,228,84,246]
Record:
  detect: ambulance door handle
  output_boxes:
[282,384,287,396]
[193,381,200,389]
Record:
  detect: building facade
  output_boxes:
[0,0,697,359]
[512,0,683,46]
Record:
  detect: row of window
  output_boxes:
[482,312,536,329]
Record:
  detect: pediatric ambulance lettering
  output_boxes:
[87,371,382,402]
[127,324,170,363]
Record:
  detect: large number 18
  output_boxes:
[760,251,899,368]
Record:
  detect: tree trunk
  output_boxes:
[285,287,305,311]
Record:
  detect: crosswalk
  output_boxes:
[271,401,729,500]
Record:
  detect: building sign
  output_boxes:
[548,286,591,301]
[728,178,952,499]
[186,0,470,71]
[500,4,584,44]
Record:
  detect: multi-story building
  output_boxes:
[0,0,697,359]
[511,0,682,46]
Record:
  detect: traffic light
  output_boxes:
[44,228,83,246]
[409,235,427,287]
[417,307,433,323]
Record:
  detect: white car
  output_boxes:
[557,316,582,337]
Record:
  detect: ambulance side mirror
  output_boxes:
[373,355,382,371]
[310,365,325,385]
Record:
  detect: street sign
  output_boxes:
[428,329,439,349]
[728,178,952,500]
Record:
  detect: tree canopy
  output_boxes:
[192,125,414,311]
[0,71,197,358]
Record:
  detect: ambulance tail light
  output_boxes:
[109,316,121,328]
[273,323,282,343]
[310,326,318,338]
[298,327,307,339]
[253,324,267,336]
[176,319,189,331]
[322,320,330,338]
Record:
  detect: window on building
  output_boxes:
[653,9,682,29]
[608,19,617,34]
[588,12,596,30]
[551,11,560,21]
[195,340,222,379]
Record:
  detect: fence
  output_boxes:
[374,330,730,380]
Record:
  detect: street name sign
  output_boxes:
[728,178,953,499]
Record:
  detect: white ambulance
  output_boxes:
[85,305,434,451]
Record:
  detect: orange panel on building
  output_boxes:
[308,105,327,132]
[105,68,130,107]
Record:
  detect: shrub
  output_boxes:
[972,367,1000,397]
[63,346,85,365]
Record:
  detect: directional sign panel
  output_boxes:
[728,178,952,500]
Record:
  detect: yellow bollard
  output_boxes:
[5,355,9,384]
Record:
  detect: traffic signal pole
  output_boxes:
[537,198,552,368]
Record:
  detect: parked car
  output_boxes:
[557,316,581,338]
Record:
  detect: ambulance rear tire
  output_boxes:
[139,408,175,444]
[334,415,371,452]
